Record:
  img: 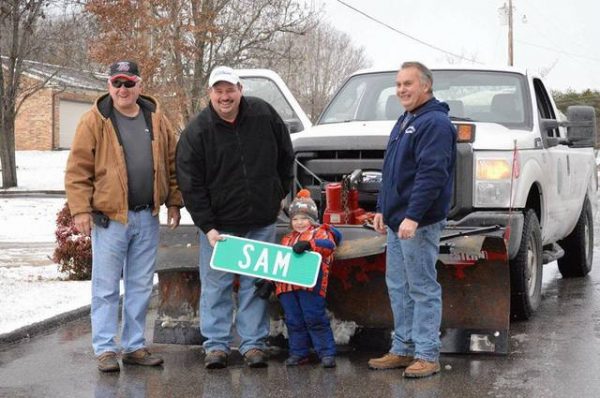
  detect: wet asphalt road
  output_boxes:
[2,252,600,397]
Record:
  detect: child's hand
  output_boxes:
[293,241,312,253]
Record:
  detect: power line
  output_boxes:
[334,0,482,64]
[521,0,591,56]
[516,39,600,63]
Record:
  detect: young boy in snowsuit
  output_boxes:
[274,189,341,368]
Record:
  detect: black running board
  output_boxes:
[542,243,565,264]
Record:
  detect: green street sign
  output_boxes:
[210,235,322,288]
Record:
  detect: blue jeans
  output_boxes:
[279,290,336,358]
[91,209,159,356]
[198,223,275,355]
[386,220,445,362]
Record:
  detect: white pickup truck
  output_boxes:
[287,65,598,321]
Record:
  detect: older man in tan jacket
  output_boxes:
[65,60,182,372]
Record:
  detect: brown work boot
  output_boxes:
[122,348,164,367]
[368,353,414,370]
[97,351,120,372]
[244,348,268,368]
[403,359,441,378]
[204,350,228,369]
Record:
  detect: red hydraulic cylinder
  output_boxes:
[323,183,347,225]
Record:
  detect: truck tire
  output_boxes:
[510,209,543,321]
[557,197,593,278]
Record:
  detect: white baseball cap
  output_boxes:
[208,66,240,88]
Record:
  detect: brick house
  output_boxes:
[9,59,106,150]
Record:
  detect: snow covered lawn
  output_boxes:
[0,264,91,334]
[0,152,85,335]
[0,150,69,191]
[0,199,92,335]
[0,191,90,334]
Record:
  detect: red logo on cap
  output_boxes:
[116,62,130,72]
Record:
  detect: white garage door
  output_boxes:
[59,100,94,148]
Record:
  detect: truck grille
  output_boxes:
[294,150,385,211]
[293,143,472,218]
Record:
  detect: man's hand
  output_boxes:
[73,213,93,236]
[167,206,181,230]
[206,229,224,247]
[373,213,386,234]
[397,218,418,240]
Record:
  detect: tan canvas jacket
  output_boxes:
[65,93,183,224]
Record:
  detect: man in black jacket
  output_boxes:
[176,66,294,369]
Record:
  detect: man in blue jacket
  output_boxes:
[368,62,456,378]
[176,66,294,370]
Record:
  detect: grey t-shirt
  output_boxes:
[113,109,154,208]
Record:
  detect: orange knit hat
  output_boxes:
[288,189,318,222]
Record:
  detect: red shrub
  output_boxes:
[53,202,92,280]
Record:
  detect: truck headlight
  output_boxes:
[474,158,513,206]
[476,160,512,180]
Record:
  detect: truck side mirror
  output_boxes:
[566,106,597,148]
[285,119,304,134]
[540,119,558,131]
[539,119,560,148]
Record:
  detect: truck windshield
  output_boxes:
[318,70,531,129]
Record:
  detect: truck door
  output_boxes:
[533,79,574,241]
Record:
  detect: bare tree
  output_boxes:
[85,0,317,127]
[0,0,55,188]
[264,21,370,121]
[34,7,99,71]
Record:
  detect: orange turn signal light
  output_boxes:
[455,123,475,143]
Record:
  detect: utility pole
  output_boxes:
[508,0,514,66]
[499,1,515,66]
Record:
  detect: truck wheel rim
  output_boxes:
[527,236,538,296]
[584,215,591,264]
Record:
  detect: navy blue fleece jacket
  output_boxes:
[377,97,456,231]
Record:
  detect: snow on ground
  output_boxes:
[0,265,91,334]
[0,151,90,334]
[0,150,70,191]
[0,196,91,335]
[0,197,66,243]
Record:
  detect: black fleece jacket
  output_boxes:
[176,96,294,234]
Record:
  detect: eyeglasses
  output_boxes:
[110,80,137,89]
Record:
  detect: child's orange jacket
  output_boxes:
[275,224,341,298]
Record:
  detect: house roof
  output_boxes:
[1,57,107,91]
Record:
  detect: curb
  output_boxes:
[0,287,160,347]
[0,304,91,346]
[0,190,65,198]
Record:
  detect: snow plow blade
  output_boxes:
[326,225,510,355]
[437,228,510,354]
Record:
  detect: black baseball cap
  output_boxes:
[108,61,140,81]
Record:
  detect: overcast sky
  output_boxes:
[318,0,600,92]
